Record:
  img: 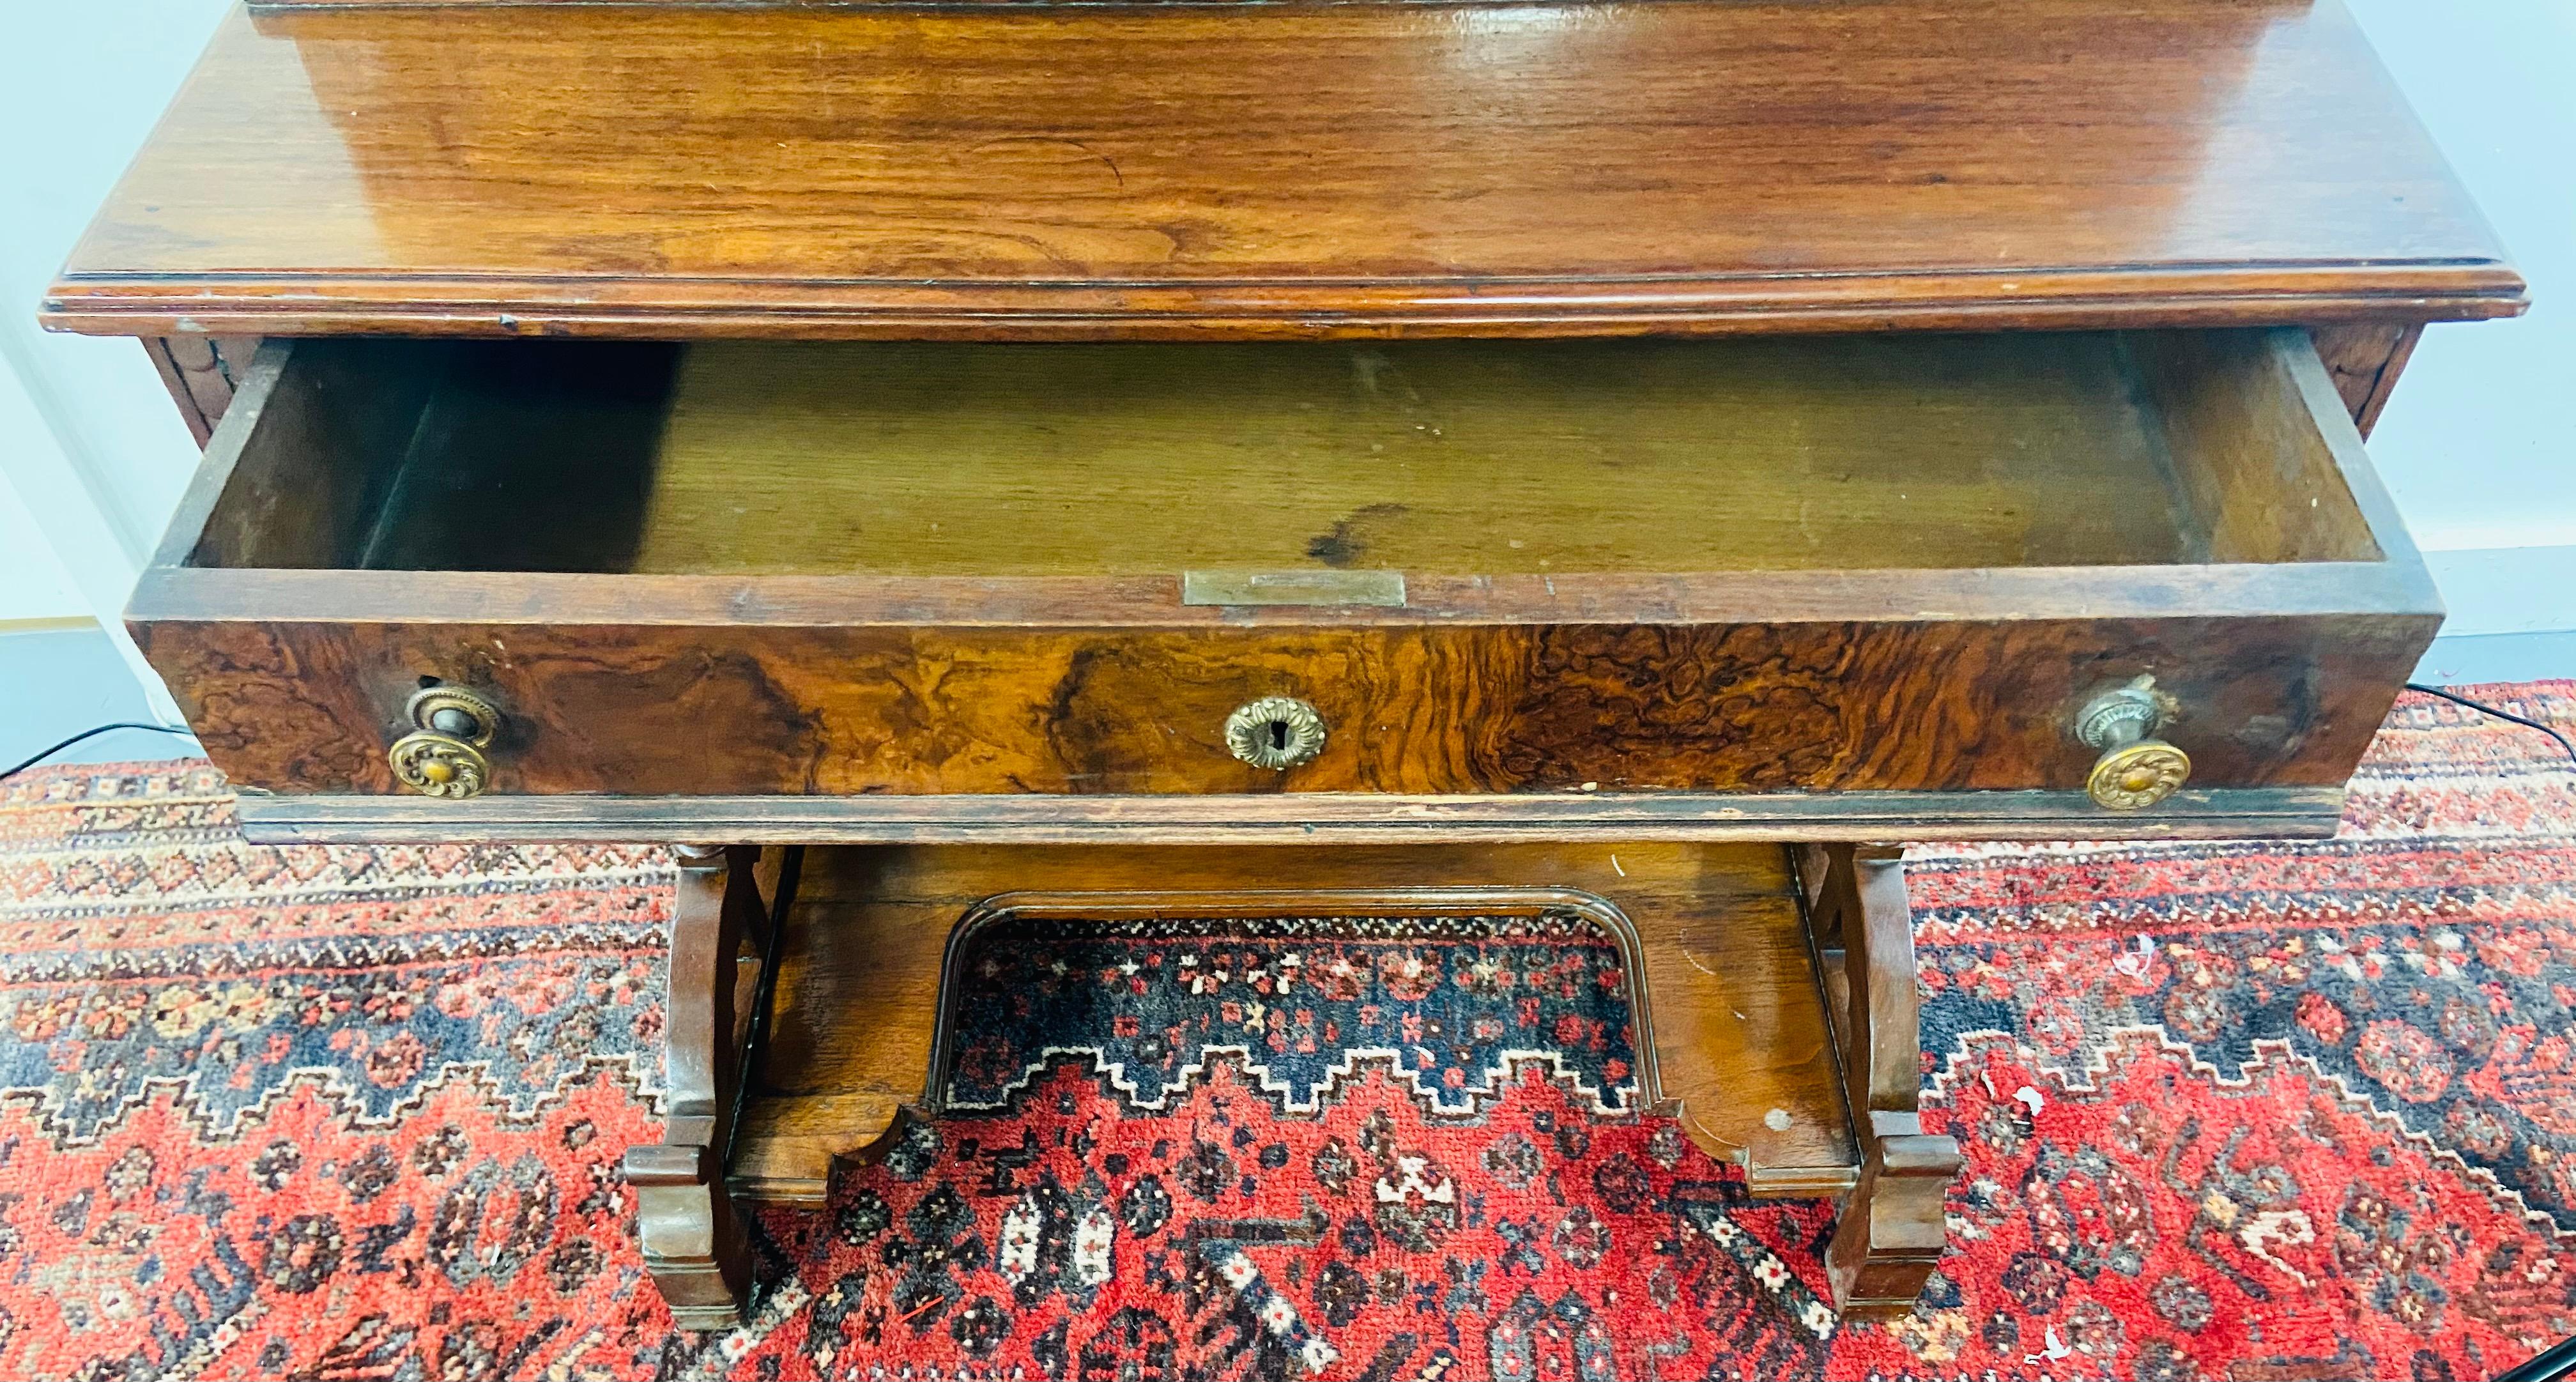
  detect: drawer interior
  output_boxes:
[185,330,2382,579]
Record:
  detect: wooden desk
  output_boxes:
[47,0,2521,1327]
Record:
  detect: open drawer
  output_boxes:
[130,327,2437,843]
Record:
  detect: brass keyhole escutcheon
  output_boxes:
[388,683,503,799]
[1223,696,1327,771]
[2073,675,2190,811]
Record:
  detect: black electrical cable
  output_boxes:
[2405,683,2576,767]
[0,722,199,784]
[724,845,805,1168]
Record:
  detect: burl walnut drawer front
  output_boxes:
[130,328,2437,841]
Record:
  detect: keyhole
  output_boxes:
[1223,696,1323,770]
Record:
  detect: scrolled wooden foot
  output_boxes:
[1800,843,1965,1319]
[625,843,783,1330]
[627,1142,753,1331]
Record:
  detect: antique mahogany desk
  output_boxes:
[48,0,2521,1329]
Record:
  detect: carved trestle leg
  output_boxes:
[1798,843,1966,1318]
[625,844,786,1330]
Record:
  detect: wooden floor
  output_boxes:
[730,841,1859,1204]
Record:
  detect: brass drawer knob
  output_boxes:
[2074,675,2189,811]
[1223,696,1327,770]
[389,733,490,797]
[389,684,502,798]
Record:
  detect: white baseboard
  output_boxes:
[2414,546,2576,684]
[2414,631,2576,686]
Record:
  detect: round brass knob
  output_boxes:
[389,683,503,798]
[389,731,491,798]
[2074,675,2189,811]
[1223,696,1327,771]
[2087,739,2191,811]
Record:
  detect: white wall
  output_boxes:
[2345,0,2576,681]
[0,0,230,756]
[0,0,2566,773]
[0,467,86,631]
[2346,0,2576,555]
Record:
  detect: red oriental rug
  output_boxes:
[0,682,2570,1381]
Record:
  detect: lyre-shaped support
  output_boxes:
[625,844,781,1330]
[1798,843,1965,1317]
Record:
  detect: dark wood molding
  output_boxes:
[56,273,2525,344]
[227,786,2349,846]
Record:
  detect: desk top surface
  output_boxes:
[45,0,2524,340]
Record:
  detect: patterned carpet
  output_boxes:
[0,682,2569,1381]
